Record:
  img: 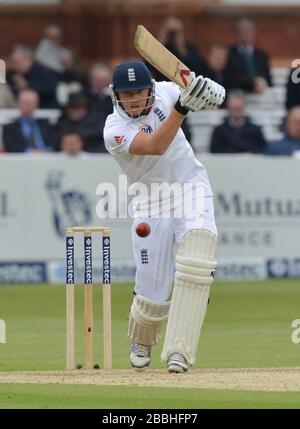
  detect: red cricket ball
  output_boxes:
[135,222,151,238]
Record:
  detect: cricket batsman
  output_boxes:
[104,60,225,372]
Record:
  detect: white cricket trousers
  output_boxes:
[131,196,217,302]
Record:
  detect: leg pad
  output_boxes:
[161,229,217,364]
[128,295,170,346]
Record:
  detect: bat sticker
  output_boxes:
[180,69,191,87]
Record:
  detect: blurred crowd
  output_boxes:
[0,19,300,157]
[0,24,113,155]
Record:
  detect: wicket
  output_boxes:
[65,226,112,370]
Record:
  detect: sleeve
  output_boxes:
[260,51,272,87]
[3,123,20,153]
[253,126,267,153]
[104,118,140,155]
[34,40,46,63]
[210,126,224,154]
[263,140,287,156]
[286,69,300,110]
[156,81,181,105]
[30,66,58,97]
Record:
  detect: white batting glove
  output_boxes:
[179,75,226,112]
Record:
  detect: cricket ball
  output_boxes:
[136,222,151,238]
[76,363,82,369]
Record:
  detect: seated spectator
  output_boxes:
[285,62,300,110]
[146,16,208,81]
[202,44,230,107]
[7,45,59,108]
[0,84,16,108]
[85,63,113,116]
[56,91,106,153]
[265,107,300,155]
[226,19,272,93]
[35,24,77,83]
[203,44,230,88]
[59,132,89,158]
[3,89,55,153]
[210,91,267,154]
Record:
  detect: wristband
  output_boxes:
[174,99,190,116]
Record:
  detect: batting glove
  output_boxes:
[176,75,226,113]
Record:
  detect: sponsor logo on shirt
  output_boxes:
[139,125,153,134]
[114,136,125,144]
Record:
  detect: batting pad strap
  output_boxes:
[176,257,217,286]
[176,255,217,270]
[128,295,170,346]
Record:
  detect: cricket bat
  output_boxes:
[134,25,193,89]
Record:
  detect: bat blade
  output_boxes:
[134,25,193,89]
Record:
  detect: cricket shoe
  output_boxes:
[129,342,152,371]
[167,353,188,373]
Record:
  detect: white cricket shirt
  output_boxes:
[104,81,213,217]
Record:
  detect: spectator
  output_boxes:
[285,62,300,110]
[85,63,113,116]
[0,84,16,108]
[56,91,106,153]
[35,24,76,83]
[7,45,59,108]
[202,44,230,107]
[210,91,266,154]
[204,44,230,88]
[226,19,272,93]
[35,25,69,73]
[3,89,55,153]
[265,107,300,155]
[146,17,208,81]
[59,132,89,158]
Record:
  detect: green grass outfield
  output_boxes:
[0,280,300,408]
